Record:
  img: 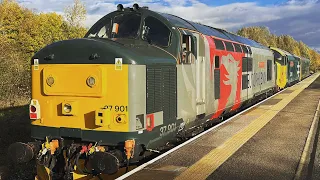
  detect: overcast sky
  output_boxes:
[17,0,320,51]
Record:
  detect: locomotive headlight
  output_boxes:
[62,101,78,116]
[86,76,96,87]
[46,76,55,86]
[63,103,72,113]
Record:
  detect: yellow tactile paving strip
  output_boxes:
[175,74,319,180]
[272,93,289,99]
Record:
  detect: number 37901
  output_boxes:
[104,105,128,112]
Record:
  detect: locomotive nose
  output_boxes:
[32,38,135,65]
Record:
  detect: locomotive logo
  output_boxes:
[213,54,242,118]
[221,54,240,87]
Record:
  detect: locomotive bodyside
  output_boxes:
[159,14,249,135]
[250,46,275,97]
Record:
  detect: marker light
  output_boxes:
[30,99,41,120]
[30,105,36,113]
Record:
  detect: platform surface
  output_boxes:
[122,73,320,180]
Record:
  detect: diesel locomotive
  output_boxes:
[8,4,310,179]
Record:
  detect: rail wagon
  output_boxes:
[7,4,300,179]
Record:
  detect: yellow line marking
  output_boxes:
[153,165,188,172]
[175,74,319,180]
[272,93,288,99]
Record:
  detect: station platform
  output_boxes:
[118,73,320,180]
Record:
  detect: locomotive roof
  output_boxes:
[156,12,268,49]
[270,46,311,60]
[92,5,268,51]
[270,47,286,56]
[270,46,298,58]
[281,49,294,57]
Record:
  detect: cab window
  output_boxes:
[85,13,142,39]
[113,13,141,39]
[181,33,196,64]
[86,18,112,38]
[143,16,171,47]
[274,51,285,66]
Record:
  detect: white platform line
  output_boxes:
[117,76,313,180]
[294,98,320,180]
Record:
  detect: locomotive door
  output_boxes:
[241,56,249,101]
[192,33,206,116]
[181,30,206,117]
[243,45,253,100]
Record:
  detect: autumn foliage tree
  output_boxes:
[64,0,87,39]
[237,26,320,72]
[0,0,88,107]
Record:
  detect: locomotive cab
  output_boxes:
[85,5,180,59]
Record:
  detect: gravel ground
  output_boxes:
[0,105,36,180]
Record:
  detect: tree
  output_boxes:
[237,26,275,47]
[293,46,301,57]
[64,0,87,28]
[0,0,27,42]
[0,0,89,107]
[282,35,296,53]
[268,34,277,47]
[63,0,88,39]
[310,49,320,72]
[298,41,310,59]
